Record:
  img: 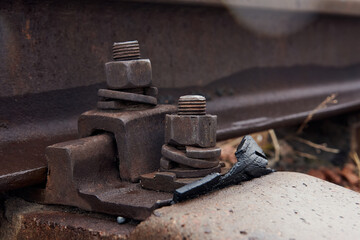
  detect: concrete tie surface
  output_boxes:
[130,172,360,240]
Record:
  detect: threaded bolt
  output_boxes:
[178,95,206,115]
[112,40,140,61]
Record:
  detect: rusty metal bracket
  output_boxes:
[78,105,176,182]
[18,41,178,219]
[23,133,173,220]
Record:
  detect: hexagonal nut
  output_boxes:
[105,59,152,89]
[165,114,217,148]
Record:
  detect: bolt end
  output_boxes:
[113,40,140,61]
[178,95,206,115]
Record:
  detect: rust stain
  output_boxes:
[91,44,107,63]
[5,23,23,96]
[4,18,36,96]
[22,19,31,40]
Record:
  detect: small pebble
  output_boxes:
[117,216,126,224]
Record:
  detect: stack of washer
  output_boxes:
[160,95,223,178]
[97,41,158,110]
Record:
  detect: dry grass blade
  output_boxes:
[350,151,360,187]
[292,136,340,154]
[297,93,338,134]
[269,129,280,163]
[295,151,319,161]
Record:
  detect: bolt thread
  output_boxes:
[178,95,206,115]
[113,41,140,61]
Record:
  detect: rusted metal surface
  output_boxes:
[141,95,223,191]
[161,164,223,178]
[165,114,217,148]
[144,87,158,97]
[185,146,221,159]
[2,0,360,191]
[105,60,152,90]
[178,95,206,115]
[0,198,136,240]
[162,144,219,169]
[0,83,100,191]
[98,89,157,105]
[214,81,360,140]
[25,133,173,220]
[112,41,141,61]
[79,40,176,183]
[78,105,177,182]
[99,41,157,110]
[162,96,221,174]
[3,2,360,97]
[17,40,177,218]
[159,157,174,170]
[141,172,197,192]
[97,100,130,110]
[18,211,134,240]
[162,65,360,141]
[97,99,155,110]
